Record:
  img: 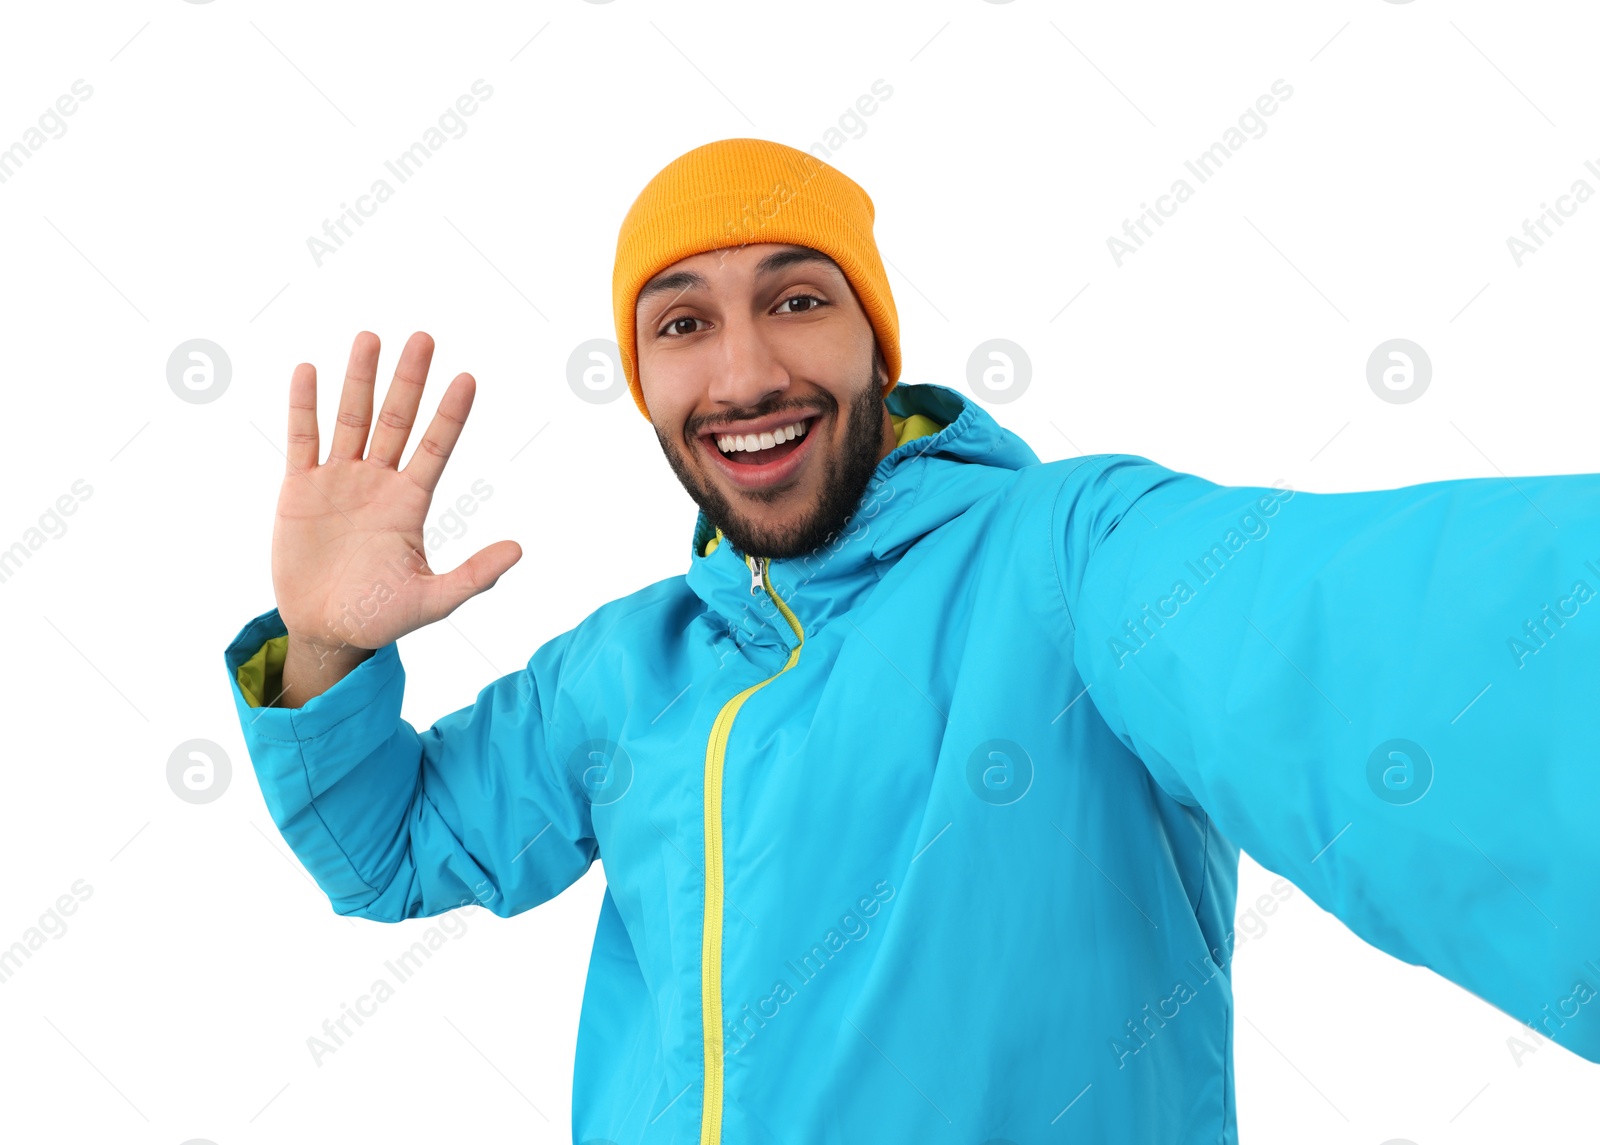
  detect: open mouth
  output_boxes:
[699,413,821,490]
[710,415,813,465]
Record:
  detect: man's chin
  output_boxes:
[709,468,808,508]
[657,356,886,563]
[716,513,820,561]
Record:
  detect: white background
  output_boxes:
[1,1,1596,1142]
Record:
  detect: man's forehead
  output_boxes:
[637,244,841,307]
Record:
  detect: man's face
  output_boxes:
[635,242,896,561]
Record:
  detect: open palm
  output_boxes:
[271,330,522,653]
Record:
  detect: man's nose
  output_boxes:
[706,314,789,411]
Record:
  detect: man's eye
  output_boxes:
[659,317,704,338]
[778,294,826,314]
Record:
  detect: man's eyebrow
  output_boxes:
[752,247,840,279]
[636,248,841,313]
[636,270,706,310]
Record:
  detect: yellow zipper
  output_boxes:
[700,553,806,1145]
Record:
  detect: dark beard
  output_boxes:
[654,355,887,561]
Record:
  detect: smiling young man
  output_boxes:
[225,137,1600,1144]
[634,241,898,561]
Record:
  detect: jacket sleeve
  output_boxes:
[222,607,598,921]
[1052,454,1600,1063]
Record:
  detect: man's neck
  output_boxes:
[876,406,898,462]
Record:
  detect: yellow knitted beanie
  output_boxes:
[612,137,901,421]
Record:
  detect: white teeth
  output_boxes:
[716,418,808,454]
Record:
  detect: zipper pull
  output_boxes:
[748,554,766,596]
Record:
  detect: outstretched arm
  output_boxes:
[1054,454,1600,1063]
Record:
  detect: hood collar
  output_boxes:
[684,382,1041,648]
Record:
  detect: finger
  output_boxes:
[369,331,435,469]
[328,330,380,461]
[286,362,319,474]
[402,372,476,495]
[429,539,523,622]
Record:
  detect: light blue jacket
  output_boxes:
[224,381,1600,1143]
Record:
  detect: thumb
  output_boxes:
[431,539,523,618]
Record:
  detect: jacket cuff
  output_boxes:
[235,633,287,708]
[222,608,402,751]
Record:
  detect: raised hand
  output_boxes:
[271,331,522,675]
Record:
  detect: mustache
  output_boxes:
[687,396,834,438]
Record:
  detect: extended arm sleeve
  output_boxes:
[1053,454,1600,1063]
[222,607,598,922]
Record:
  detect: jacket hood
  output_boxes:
[684,381,1042,646]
